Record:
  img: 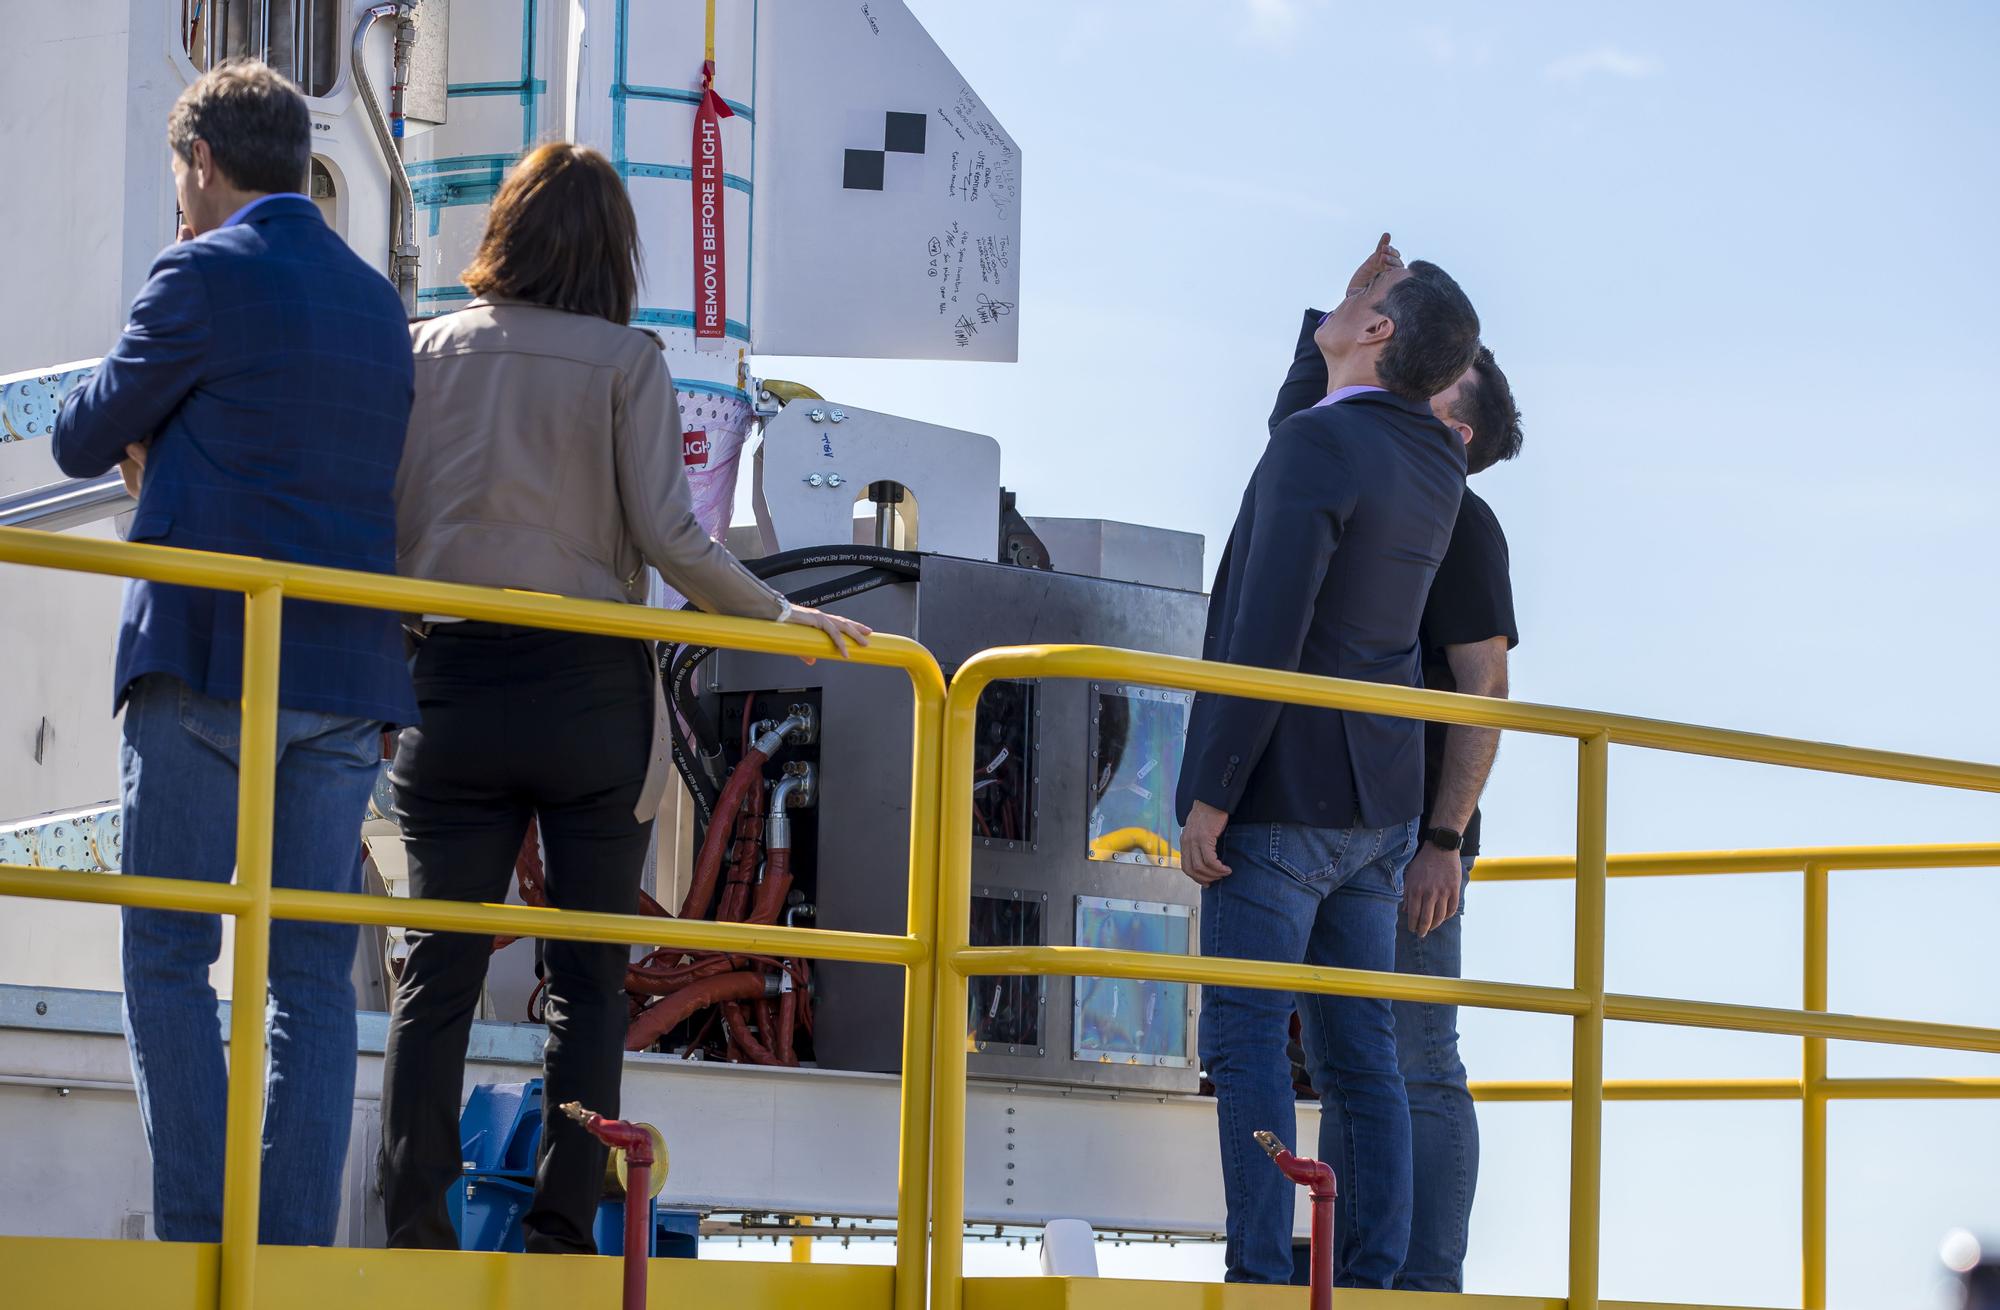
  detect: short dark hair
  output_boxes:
[1373,261,1482,401]
[167,59,311,195]
[462,143,641,324]
[1453,346,1525,475]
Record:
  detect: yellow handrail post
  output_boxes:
[1569,732,1610,1310]
[1802,861,1830,1310]
[218,585,283,1310]
[929,666,986,1310]
[893,667,948,1310]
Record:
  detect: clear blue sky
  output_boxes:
[754,2,2000,1303]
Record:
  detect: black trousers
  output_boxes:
[379,623,654,1253]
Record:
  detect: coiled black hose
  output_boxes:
[662,546,921,835]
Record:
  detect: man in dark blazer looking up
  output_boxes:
[52,60,416,1246]
[1177,235,1481,1287]
[1273,313,1527,1290]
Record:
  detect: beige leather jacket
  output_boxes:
[397,298,784,819]
[396,298,783,620]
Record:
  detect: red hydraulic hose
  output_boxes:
[759,833,802,1063]
[722,1000,781,1065]
[625,947,797,997]
[624,970,769,1050]
[749,848,791,925]
[492,818,549,950]
[625,952,739,994]
[714,791,764,926]
[790,959,814,1036]
[775,980,799,1066]
[562,1103,653,1310]
[720,793,780,1067]
[678,745,772,921]
[623,729,809,1058]
[1256,1130,1335,1310]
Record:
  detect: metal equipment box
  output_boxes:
[705,554,1209,1093]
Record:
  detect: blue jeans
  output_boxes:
[119,674,381,1244]
[1200,817,1419,1287]
[1325,855,1479,1290]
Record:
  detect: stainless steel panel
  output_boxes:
[705,557,1210,1093]
[403,0,452,125]
[1025,516,1207,591]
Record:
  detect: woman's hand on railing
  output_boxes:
[785,604,873,663]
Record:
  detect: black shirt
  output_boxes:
[1417,487,1518,858]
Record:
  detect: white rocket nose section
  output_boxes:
[750,0,1022,362]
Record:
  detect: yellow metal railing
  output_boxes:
[5,527,2000,1310]
[930,645,2000,1310]
[0,527,946,1310]
[1469,843,2000,1309]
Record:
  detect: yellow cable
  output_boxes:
[759,379,824,405]
[1089,826,1179,863]
[705,0,717,65]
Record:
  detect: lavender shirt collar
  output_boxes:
[1315,385,1387,407]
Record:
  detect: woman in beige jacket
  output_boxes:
[378,142,868,1254]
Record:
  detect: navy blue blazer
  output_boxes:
[52,196,418,725]
[1177,309,1465,831]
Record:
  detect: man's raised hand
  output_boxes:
[1346,232,1404,299]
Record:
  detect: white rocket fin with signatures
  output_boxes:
[751,0,1021,362]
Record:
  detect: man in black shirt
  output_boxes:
[1393,345,1523,1291]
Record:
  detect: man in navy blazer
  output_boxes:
[51,60,415,1246]
[1177,236,1480,1286]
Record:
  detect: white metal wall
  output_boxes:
[0,992,1268,1243]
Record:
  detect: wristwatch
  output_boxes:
[1421,826,1463,852]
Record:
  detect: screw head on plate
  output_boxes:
[808,408,827,423]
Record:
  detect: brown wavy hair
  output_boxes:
[462,143,640,324]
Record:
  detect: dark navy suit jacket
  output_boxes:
[1176,309,1465,830]
[52,195,418,724]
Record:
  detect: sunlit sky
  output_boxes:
[746,2,2000,1304]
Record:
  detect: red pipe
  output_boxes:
[1256,1130,1335,1310]
[562,1103,653,1310]
[620,1157,649,1306]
